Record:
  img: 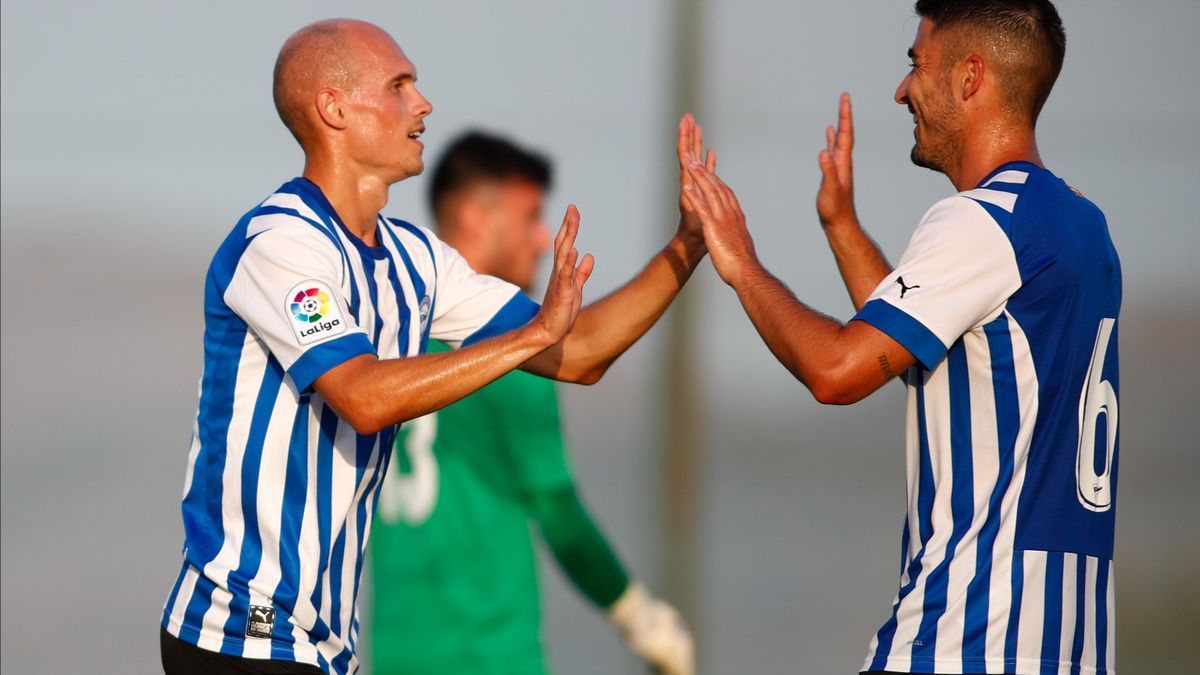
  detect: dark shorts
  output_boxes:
[160,627,325,674]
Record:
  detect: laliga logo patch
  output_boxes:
[286,281,347,346]
[419,294,432,334]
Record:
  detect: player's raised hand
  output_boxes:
[532,204,594,344]
[609,583,695,675]
[677,113,718,243]
[681,162,757,287]
[816,92,860,229]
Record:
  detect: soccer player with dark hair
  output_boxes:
[368,130,693,675]
[681,1,1120,673]
[159,19,715,675]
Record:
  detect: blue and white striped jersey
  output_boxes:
[161,177,539,674]
[854,163,1121,674]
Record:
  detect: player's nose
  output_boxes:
[414,86,433,118]
[894,72,912,105]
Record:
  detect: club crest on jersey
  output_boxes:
[286,280,347,346]
[246,605,275,639]
[418,294,432,334]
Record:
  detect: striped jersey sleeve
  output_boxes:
[224,221,375,391]
[853,194,1022,370]
[855,163,1120,674]
[426,235,540,348]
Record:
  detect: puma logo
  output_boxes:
[896,276,921,298]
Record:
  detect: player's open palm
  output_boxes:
[533,204,594,344]
[681,164,756,287]
[816,92,860,229]
[677,113,717,241]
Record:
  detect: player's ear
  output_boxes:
[960,53,985,101]
[315,88,348,131]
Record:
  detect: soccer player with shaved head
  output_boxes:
[159,18,715,675]
[681,1,1121,673]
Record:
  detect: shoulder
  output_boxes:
[911,194,1012,247]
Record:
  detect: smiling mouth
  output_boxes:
[408,129,424,140]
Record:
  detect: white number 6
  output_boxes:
[1076,318,1118,512]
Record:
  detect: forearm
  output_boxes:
[314,325,554,434]
[531,485,630,609]
[731,261,896,404]
[822,219,892,311]
[525,231,705,383]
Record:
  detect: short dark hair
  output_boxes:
[915,0,1066,121]
[427,131,552,218]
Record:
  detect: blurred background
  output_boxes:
[2,0,1197,672]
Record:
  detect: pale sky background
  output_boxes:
[2,1,1198,673]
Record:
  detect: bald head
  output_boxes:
[272,18,396,145]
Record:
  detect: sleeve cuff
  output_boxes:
[853,299,946,370]
[288,332,376,392]
[462,292,540,347]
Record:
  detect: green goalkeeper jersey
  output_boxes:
[369,340,573,675]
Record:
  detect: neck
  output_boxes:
[947,121,1042,191]
[302,153,391,246]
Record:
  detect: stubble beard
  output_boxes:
[909,81,962,177]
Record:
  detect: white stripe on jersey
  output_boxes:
[858,167,1119,674]
[163,179,535,674]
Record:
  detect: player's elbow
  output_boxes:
[325,389,391,435]
[572,366,606,386]
[810,380,868,406]
[806,359,871,406]
[340,403,389,436]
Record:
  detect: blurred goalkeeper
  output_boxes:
[368,131,694,675]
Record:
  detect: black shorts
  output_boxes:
[160,627,324,674]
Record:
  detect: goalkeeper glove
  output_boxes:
[608,581,694,675]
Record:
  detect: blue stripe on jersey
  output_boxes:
[379,244,414,354]
[1005,552,1024,665]
[356,252,387,348]
[1069,554,1087,674]
[963,315,1022,658]
[182,238,255,566]
[350,429,390,619]
[219,355,287,653]
[868,374,936,671]
[381,224,424,353]
[916,374,936,548]
[462,292,540,346]
[289,332,376,393]
[272,399,313,631]
[255,204,351,289]
[388,220,438,349]
[967,199,1014,239]
[1095,558,1109,675]
[854,299,946,370]
[1041,551,1065,674]
[268,604,298,661]
[914,340,975,660]
[282,179,362,318]
[307,405,338,629]
[327,527,349,638]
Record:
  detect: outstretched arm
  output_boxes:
[530,485,694,675]
[816,93,893,311]
[684,163,915,404]
[312,211,593,434]
[529,485,630,608]
[522,115,716,384]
